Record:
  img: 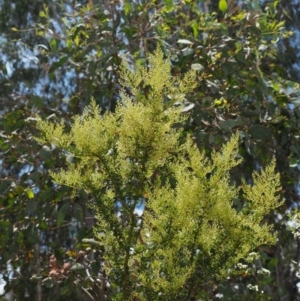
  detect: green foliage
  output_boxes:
[36,49,281,300]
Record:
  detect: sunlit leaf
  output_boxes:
[218,0,228,13]
[191,63,204,71]
[39,11,46,18]
[177,39,193,45]
[26,189,34,199]
[74,35,80,46]
[70,263,84,270]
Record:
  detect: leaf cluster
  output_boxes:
[36,48,281,300]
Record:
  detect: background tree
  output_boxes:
[1,0,300,300]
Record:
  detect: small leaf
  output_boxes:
[74,35,80,46]
[39,11,46,18]
[165,0,173,8]
[291,97,300,104]
[67,39,72,49]
[50,39,57,53]
[218,0,228,13]
[11,27,18,32]
[73,203,83,222]
[181,103,195,113]
[124,2,132,15]
[191,63,204,71]
[177,39,193,45]
[30,274,43,280]
[181,47,194,56]
[48,56,68,74]
[42,277,55,288]
[219,117,243,131]
[249,125,272,141]
[289,158,299,168]
[70,263,84,270]
[38,220,48,230]
[30,95,44,108]
[26,189,34,199]
[82,238,100,246]
[36,44,49,51]
[57,202,70,228]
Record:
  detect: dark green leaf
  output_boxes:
[248,125,272,141]
[73,203,83,222]
[48,56,68,74]
[219,117,243,131]
[30,95,44,109]
[57,202,70,228]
